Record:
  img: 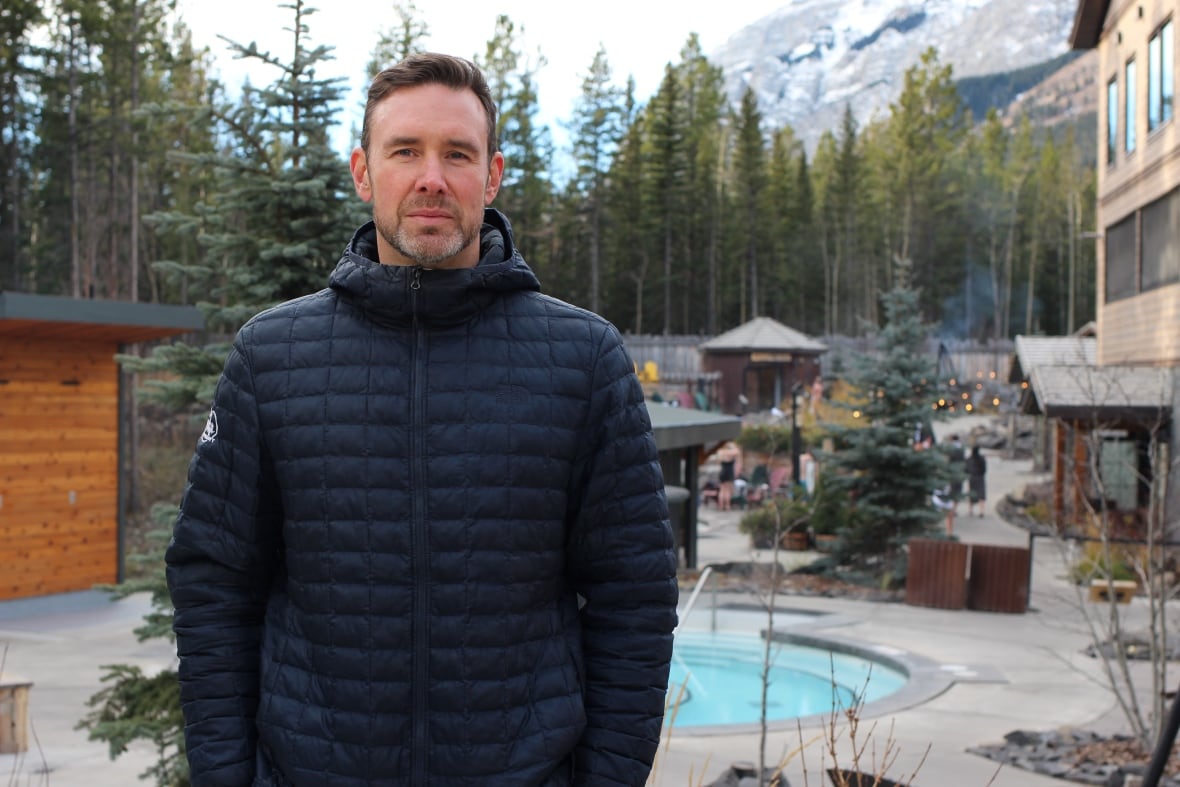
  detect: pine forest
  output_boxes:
[1,0,1098,348]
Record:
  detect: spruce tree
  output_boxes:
[569,45,623,314]
[823,258,951,582]
[78,4,364,782]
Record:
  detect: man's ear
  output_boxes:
[350,146,372,202]
[484,151,505,205]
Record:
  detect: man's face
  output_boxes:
[350,83,504,269]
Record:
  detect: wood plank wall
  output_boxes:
[0,337,119,599]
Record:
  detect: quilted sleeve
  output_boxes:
[165,337,283,787]
[566,324,679,787]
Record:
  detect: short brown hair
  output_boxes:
[361,52,498,159]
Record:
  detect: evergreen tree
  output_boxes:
[364,1,428,79]
[823,258,950,580]
[601,79,650,333]
[811,106,865,337]
[77,506,188,787]
[569,45,623,314]
[477,16,552,280]
[673,35,727,334]
[500,62,553,276]
[732,86,768,322]
[0,0,45,288]
[78,5,364,781]
[875,48,969,322]
[642,63,689,334]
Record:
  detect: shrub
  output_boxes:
[739,496,811,547]
[737,423,794,456]
[1071,553,1137,584]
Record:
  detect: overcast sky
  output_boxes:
[176,0,789,162]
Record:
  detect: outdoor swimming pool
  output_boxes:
[667,630,908,728]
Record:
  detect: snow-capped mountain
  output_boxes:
[712,0,1080,150]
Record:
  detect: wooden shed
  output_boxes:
[0,292,203,600]
[700,317,827,415]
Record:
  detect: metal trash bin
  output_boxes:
[664,485,691,567]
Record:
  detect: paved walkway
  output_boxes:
[0,414,1145,786]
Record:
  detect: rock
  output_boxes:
[707,762,785,787]
[1005,729,1047,746]
[1032,760,1071,777]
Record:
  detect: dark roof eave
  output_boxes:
[1070,0,1110,50]
[0,291,204,341]
[1042,404,1171,425]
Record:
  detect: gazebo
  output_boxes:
[647,403,741,568]
[700,316,827,415]
[0,292,203,600]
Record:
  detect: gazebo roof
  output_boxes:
[0,292,204,343]
[699,316,827,354]
[645,402,741,452]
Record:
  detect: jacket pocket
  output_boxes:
[252,743,292,787]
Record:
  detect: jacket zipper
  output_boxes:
[410,266,429,784]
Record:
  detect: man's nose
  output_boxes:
[416,156,447,192]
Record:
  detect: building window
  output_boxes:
[1126,58,1138,153]
[1107,76,1119,164]
[1148,19,1174,132]
[1105,212,1138,302]
[1141,187,1180,290]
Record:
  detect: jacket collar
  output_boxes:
[328,208,541,328]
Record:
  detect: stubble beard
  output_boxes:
[377,203,480,269]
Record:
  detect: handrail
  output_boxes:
[674,564,714,634]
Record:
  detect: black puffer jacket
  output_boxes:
[166,209,679,787]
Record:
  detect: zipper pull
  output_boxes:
[411,268,422,290]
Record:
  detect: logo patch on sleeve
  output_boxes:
[199,409,219,445]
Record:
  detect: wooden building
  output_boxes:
[1011,332,1171,530]
[699,317,827,415]
[1047,0,1180,532]
[0,293,203,600]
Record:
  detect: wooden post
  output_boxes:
[0,677,32,754]
[1054,421,1066,530]
[1073,420,1089,524]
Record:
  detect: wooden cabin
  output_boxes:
[0,293,202,600]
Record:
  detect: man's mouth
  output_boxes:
[406,203,452,222]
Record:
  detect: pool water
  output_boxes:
[667,631,907,727]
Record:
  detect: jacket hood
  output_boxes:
[328,207,541,328]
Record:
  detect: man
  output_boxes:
[166,52,679,787]
[966,444,988,517]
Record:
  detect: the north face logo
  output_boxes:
[199,409,218,444]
